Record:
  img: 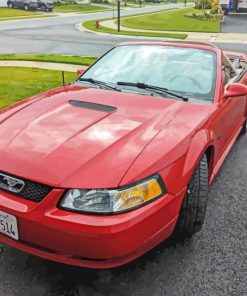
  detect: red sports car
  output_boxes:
[0,42,247,269]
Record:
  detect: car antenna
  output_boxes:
[62,71,65,86]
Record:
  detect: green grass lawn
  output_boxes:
[54,4,110,13]
[0,15,57,21]
[121,7,221,33]
[0,8,57,21]
[83,20,188,39]
[0,67,76,110]
[0,54,97,66]
[0,7,38,17]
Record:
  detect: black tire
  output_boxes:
[24,4,29,10]
[173,154,209,239]
[240,120,246,135]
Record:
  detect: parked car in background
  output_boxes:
[7,0,38,10]
[237,0,247,11]
[7,0,53,10]
[37,0,54,11]
[145,0,161,3]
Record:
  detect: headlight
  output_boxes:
[60,175,166,214]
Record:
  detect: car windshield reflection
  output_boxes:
[77,45,217,102]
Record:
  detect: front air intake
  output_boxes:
[0,171,52,202]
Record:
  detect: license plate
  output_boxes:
[0,210,19,240]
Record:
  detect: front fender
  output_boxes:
[160,129,215,196]
[183,129,215,180]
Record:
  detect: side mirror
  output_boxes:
[77,68,86,77]
[223,83,247,99]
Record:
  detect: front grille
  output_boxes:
[0,171,52,202]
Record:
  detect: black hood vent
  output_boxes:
[69,100,117,113]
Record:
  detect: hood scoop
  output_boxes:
[69,100,117,113]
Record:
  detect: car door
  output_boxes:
[15,0,23,8]
[242,69,247,86]
[12,0,18,7]
[37,0,42,9]
[218,56,247,155]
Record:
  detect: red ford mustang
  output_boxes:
[0,42,247,268]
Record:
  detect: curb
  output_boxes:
[0,60,87,72]
[77,22,247,45]
[76,23,187,41]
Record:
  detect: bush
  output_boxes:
[210,7,219,13]
[186,11,220,21]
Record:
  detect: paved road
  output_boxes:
[0,4,190,56]
[0,5,246,56]
[0,131,246,296]
[217,43,247,53]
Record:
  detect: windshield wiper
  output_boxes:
[78,78,121,92]
[117,82,188,101]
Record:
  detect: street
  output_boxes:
[0,4,188,56]
[0,4,247,296]
[0,6,246,56]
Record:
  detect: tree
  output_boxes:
[195,0,212,14]
[200,0,211,14]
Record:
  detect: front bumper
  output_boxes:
[0,188,185,268]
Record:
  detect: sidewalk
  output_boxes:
[97,19,247,44]
[0,60,86,72]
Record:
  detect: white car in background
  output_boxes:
[237,0,247,11]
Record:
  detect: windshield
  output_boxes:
[79,45,217,102]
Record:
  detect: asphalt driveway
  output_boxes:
[221,14,247,33]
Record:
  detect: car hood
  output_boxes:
[0,85,214,188]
